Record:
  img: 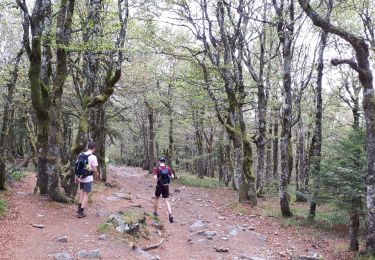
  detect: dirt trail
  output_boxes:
[0,166,353,260]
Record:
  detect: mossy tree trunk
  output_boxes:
[89,104,106,180]
[273,0,294,217]
[62,0,129,190]
[244,4,269,193]
[0,48,23,190]
[18,0,53,195]
[46,0,75,203]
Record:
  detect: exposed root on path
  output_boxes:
[141,238,165,251]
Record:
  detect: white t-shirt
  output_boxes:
[79,151,98,183]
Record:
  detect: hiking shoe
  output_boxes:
[169,214,174,223]
[76,207,81,213]
[77,212,86,218]
[153,212,158,218]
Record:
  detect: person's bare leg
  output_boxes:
[164,198,172,215]
[165,198,173,223]
[81,191,89,209]
[76,188,83,213]
[79,188,84,204]
[154,197,159,216]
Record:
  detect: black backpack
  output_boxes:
[75,153,93,178]
[158,167,171,186]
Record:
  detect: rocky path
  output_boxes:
[0,166,352,260]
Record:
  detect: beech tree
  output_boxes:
[298,0,375,255]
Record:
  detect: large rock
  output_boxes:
[76,250,102,259]
[295,254,324,260]
[114,192,132,200]
[54,252,72,260]
[203,230,217,237]
[227,226,239,237]
[107,210,146,235]
[190,220,205,230]
[133,248,159,260]
[107,192,131,201]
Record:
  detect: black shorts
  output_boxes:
[155,185,169,198]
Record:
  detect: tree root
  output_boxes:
[141,239,165,251]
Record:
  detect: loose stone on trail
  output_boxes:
[190,220,205,230]
[76,250,102,259]
[32,224,44,228]
[54,252,72,260]
[56,236,68,243]
[98,234,108,241]
[214,246,229,253]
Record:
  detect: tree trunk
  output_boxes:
[298,0,375,254]
[61,104,89,198]
[218,131,226,183]
[352,101,360,129]
[145,101,155,175]
[90,104,106,180]
[46,0,75,203]
[273,0,294,217]
[296,119,307,202]
[167,108,174,170]
[265,121,273,183]
[309,24,329,219]
[226,142,235,189]
[196,128,204,178]
[287,135,293,185]
[273,112,279,179]
[204,129,214,178]
[349,196,361,251]
[0,49,23,190]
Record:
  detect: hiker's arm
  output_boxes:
[92,166,98,178]
[170,167,175,178]
[153,167,158,180]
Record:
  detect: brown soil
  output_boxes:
[0,166,354,260]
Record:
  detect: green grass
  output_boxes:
[117,210,145,225]
[97,223,111,233]
[259,199,348,230]
[0,198,7,217]
[174,173,228,189]
[9,169,26,181]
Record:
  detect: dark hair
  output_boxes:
[88,142,96,150]
[159,157,166,163]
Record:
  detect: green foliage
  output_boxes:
[97,222,111,233]
[9,169,26,182]
[174,173,228,189]
[319,128,366,209]
[0,198,7,217]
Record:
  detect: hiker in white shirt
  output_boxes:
[75,142,98,218]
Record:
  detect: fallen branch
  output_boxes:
[141,238,165,251]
